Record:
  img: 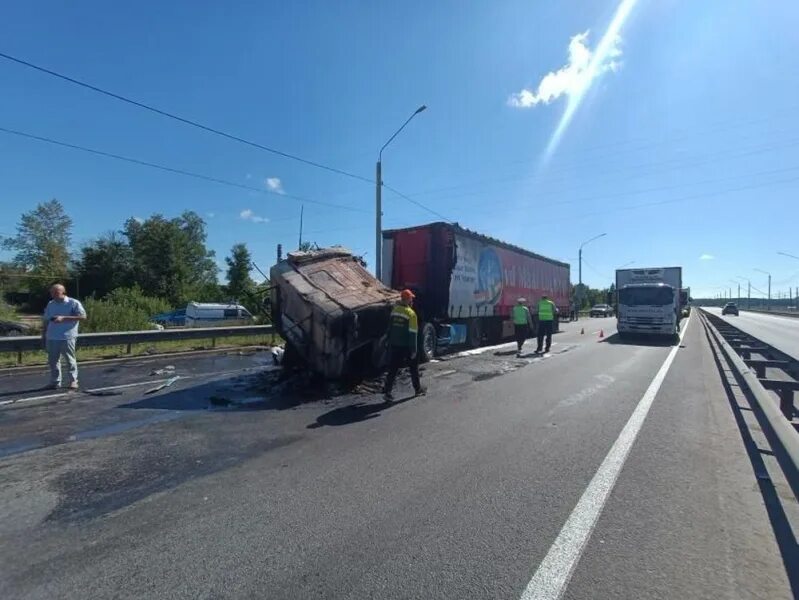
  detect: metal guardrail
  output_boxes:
[699,309,799,473]
[0,325,276,364]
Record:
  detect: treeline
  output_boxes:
[1,199,266,319]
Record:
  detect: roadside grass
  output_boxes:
[0,334,281,368]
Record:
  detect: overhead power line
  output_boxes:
[382,183,454,222]
[0,51,373,184]
[0,126,368,213]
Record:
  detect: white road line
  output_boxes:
[520,316,691,600]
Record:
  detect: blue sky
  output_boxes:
[2,0,798,299]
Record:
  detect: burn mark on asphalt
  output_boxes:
[46,434,301,523]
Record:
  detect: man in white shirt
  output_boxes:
[42,283,87,389]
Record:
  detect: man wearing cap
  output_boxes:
[535,294,559,354]
[383,289,425,401]
[512,297,532,357]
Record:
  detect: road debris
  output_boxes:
[145,376,180,394]
[150,365,176,376]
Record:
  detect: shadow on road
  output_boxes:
[307,395,415,428]
[702,320,799,597]
[599,333,680,347]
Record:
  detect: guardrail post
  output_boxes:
[17,350,22,365]
[126,343,132,354]
[212,337,216,348]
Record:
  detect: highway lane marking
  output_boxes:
[0,366,271,408]
[520,315,691,600]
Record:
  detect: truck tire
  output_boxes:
[419,322,437,363]
[467,318,482,348]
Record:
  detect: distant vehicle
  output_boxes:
[590,304,614,317]
[680,287,691,315]
[0,320,32,337]
[185,302,254,327]
[150,308,186,327]
[722,302,739,316]
[616,267,682,339]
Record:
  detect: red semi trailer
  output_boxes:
[382,222,570,360]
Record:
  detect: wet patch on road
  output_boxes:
[45,432,302,523]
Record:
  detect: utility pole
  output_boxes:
[375,105,427,280]
[754,268,771,311]
[737,283,740,304]
[298,205,304,249]
[748,281,751,309]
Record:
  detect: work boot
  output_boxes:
[383,392,395,403]
[414,387,427,397]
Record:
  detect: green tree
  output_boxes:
[123,212,217,305]
[225,243,255,301]
[2,199,72,276]
[75,232,134,299]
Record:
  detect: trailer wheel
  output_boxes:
[419,322,436,363]
[467,318,482,348]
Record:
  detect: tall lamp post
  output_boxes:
[736,276,751,310]
[375,105,427,280]
[577,233,607,308]
[754,268,771,310]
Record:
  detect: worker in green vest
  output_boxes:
[535,294,559,354]
[512,297,533,357]
[383,289,426,402]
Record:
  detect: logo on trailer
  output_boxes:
[473,247,503,306]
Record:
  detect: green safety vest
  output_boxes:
[538,299,555,321]
[512,304,530,325]
[387,304,419,349]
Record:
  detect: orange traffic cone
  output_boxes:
[580,327,585,335]
[599,329,604,338]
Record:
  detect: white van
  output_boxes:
[185,302,255,328]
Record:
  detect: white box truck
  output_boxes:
[615,267,682,339]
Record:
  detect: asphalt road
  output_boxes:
[0,317,795,599]
[705,306,799,360]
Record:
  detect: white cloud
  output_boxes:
[265,177,285,194]
[508,30,622,109]
[240,208,269,224]
[133,216,144,224]
[700,254,715,260]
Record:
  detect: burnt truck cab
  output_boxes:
[270,247,400,379]
[382,222,570,361]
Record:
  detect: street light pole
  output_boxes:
[754,268,771,310]
[375,105,427,281]
[578,233,607,308]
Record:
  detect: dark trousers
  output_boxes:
[384,347,421,393]
[514,324,529,352]
[536,320,554,352]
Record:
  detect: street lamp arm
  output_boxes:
[580,232,607,250]
[778,251,799,261]
[379,105,427,161]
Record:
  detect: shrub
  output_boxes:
[82,286,171,333]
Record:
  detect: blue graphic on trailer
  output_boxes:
[473,247,503,306]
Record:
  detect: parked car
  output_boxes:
[721,302,739,316]
[185,302,254,327]
[590,303,614,317]
[150,308,186,327]
[0,320,32,337]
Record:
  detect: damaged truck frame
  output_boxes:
[270,247,400,380]
[270,223,570,379]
